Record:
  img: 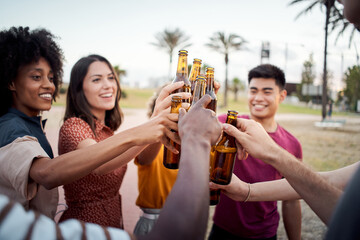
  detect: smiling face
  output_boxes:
[247,77,286,122]
[82,61,118,121]
[9,57,55,117]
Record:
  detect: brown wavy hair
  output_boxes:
[64,54,123,135]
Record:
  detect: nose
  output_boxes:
[253,92,264,101]
[43,76,55,91]
[103,78,113,88]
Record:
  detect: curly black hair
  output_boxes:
[0,26,64,116]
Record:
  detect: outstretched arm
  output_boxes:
[222,118,342,225]
[210,161,359,203]
[139,95,221,240]
[30,82,188,188]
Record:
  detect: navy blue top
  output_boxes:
[0,108,53,158]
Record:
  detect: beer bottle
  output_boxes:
[163,95,182,169]
[191,75,206,106]
[210,147,221,205]
[206,70,220,204]
[205,67,217,112]
[172,50,191,104]
[210,110,238,185]
[210,188,221,205]
[189,58,202,97]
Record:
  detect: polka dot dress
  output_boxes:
[58,117,127,229]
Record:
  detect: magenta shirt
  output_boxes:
[213,114,303,238]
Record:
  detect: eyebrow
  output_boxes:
[29,68,53,74]
[90,72,114,78]
[249,87,274,91]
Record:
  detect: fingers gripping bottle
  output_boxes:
[210,110,238,185]
[163,95,182,169]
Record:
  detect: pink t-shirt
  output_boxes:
[213,114,303,238]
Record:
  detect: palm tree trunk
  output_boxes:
[169,53,173,81]
[322,5,330,120]
[224,54,229,107]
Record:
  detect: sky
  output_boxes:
[1,0,358,90]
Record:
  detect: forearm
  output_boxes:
[320,161,359,190]
[136,142,162,165]
[282,200,301,240]
[30,127,140,189]
[249,179,300,202]
[248,162,360,202]
[269,148,342,225]
[94,145,147,175]
[143,137,210,240]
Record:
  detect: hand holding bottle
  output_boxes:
[178,95,222,147]
[222,118,280,164]
[209,173,250,202]
[151,82,191,118]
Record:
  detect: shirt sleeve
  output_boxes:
[0,136,49,200]
[58,117,96,154]
[0,195,131,240]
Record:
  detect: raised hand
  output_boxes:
[178,94,221,146]
[209,173,250,202]
[151,82,191,118]
[222,118,280,164]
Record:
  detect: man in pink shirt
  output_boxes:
[209,64,302,240]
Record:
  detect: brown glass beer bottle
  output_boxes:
[206,72,220,204]
[172,50,191,104]
[189,58,202,98]
[163,95,182,169]
[210,110,238,185]
[191,75,207,106]
[205,67,217,112]
[210,146,221,205]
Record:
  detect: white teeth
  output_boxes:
[254,104,265,108]
[39,93,52,99]
[100,93,112,97]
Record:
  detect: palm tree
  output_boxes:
[113,65,126,82]
[232,77,245,102]
[206,32,246,107]
[151,28,191,80]
[289,0,340,120]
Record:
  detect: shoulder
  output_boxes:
[59,117,95,149]
[60,117,93,136]
[274,125,302,159]
[0,113,31,147]
[276,125,299,142]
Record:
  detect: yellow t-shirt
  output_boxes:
[135,146,178,209]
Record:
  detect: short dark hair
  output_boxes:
[64,54,123,135]
[0,26,64,116]
[248,64,286,90]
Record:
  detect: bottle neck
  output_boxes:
[206,74,215,92]
[176,55,188,77]
[189,63,201,82]
[170,102,182,113]
[191,80,206,106]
